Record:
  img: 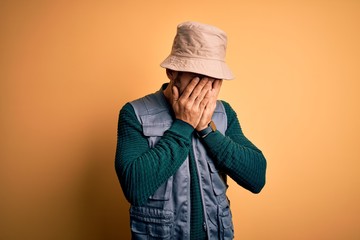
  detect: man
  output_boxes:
[115,21,266,240]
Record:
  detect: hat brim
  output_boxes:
[160,55,234,80]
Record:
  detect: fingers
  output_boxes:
[170,74,222,129]
[194,79,222,131]
[176,77,210,112]
[197,78,220,105]
[172,85,179,101]
[211,79,223,98]
[213,79,222,90]
[189,78,210,100]
[193,80,212,105]
[198,82,212,107]
[180,77,200,99]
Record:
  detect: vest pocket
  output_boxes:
[207,160,228,196]
[130,206,174,239]
[206,198,234,240]
[149,176,173,201]
[143,122,171,148]
[220,206,234,240]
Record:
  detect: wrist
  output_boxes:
[196,124,208,132]
[196,121,216,138]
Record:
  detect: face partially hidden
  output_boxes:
[172,71,220,96]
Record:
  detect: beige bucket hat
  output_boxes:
[160,21,234,80]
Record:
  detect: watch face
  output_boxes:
[210,121,217,131]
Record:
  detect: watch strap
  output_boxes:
[196,121,216,138]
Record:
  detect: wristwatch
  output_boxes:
[196,121,217,138]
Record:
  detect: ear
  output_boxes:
[166,69,178,81]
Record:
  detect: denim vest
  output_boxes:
[129,89,234,240]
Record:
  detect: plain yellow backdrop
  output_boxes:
[1,0,359,239]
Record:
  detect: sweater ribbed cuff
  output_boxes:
[202,130,226,165]
[169,119,194,139]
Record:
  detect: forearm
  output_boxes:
[203,132,266,193]
[202,101,267,193]
[115,103,194,206]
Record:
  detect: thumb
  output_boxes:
[172,86,179,101]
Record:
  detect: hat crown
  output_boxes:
[171,21,227,61]
[160,21,234,80]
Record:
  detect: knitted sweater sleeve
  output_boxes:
[202,101,267,193]
[115,103,194,206]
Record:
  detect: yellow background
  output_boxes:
[1,0,359,239]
